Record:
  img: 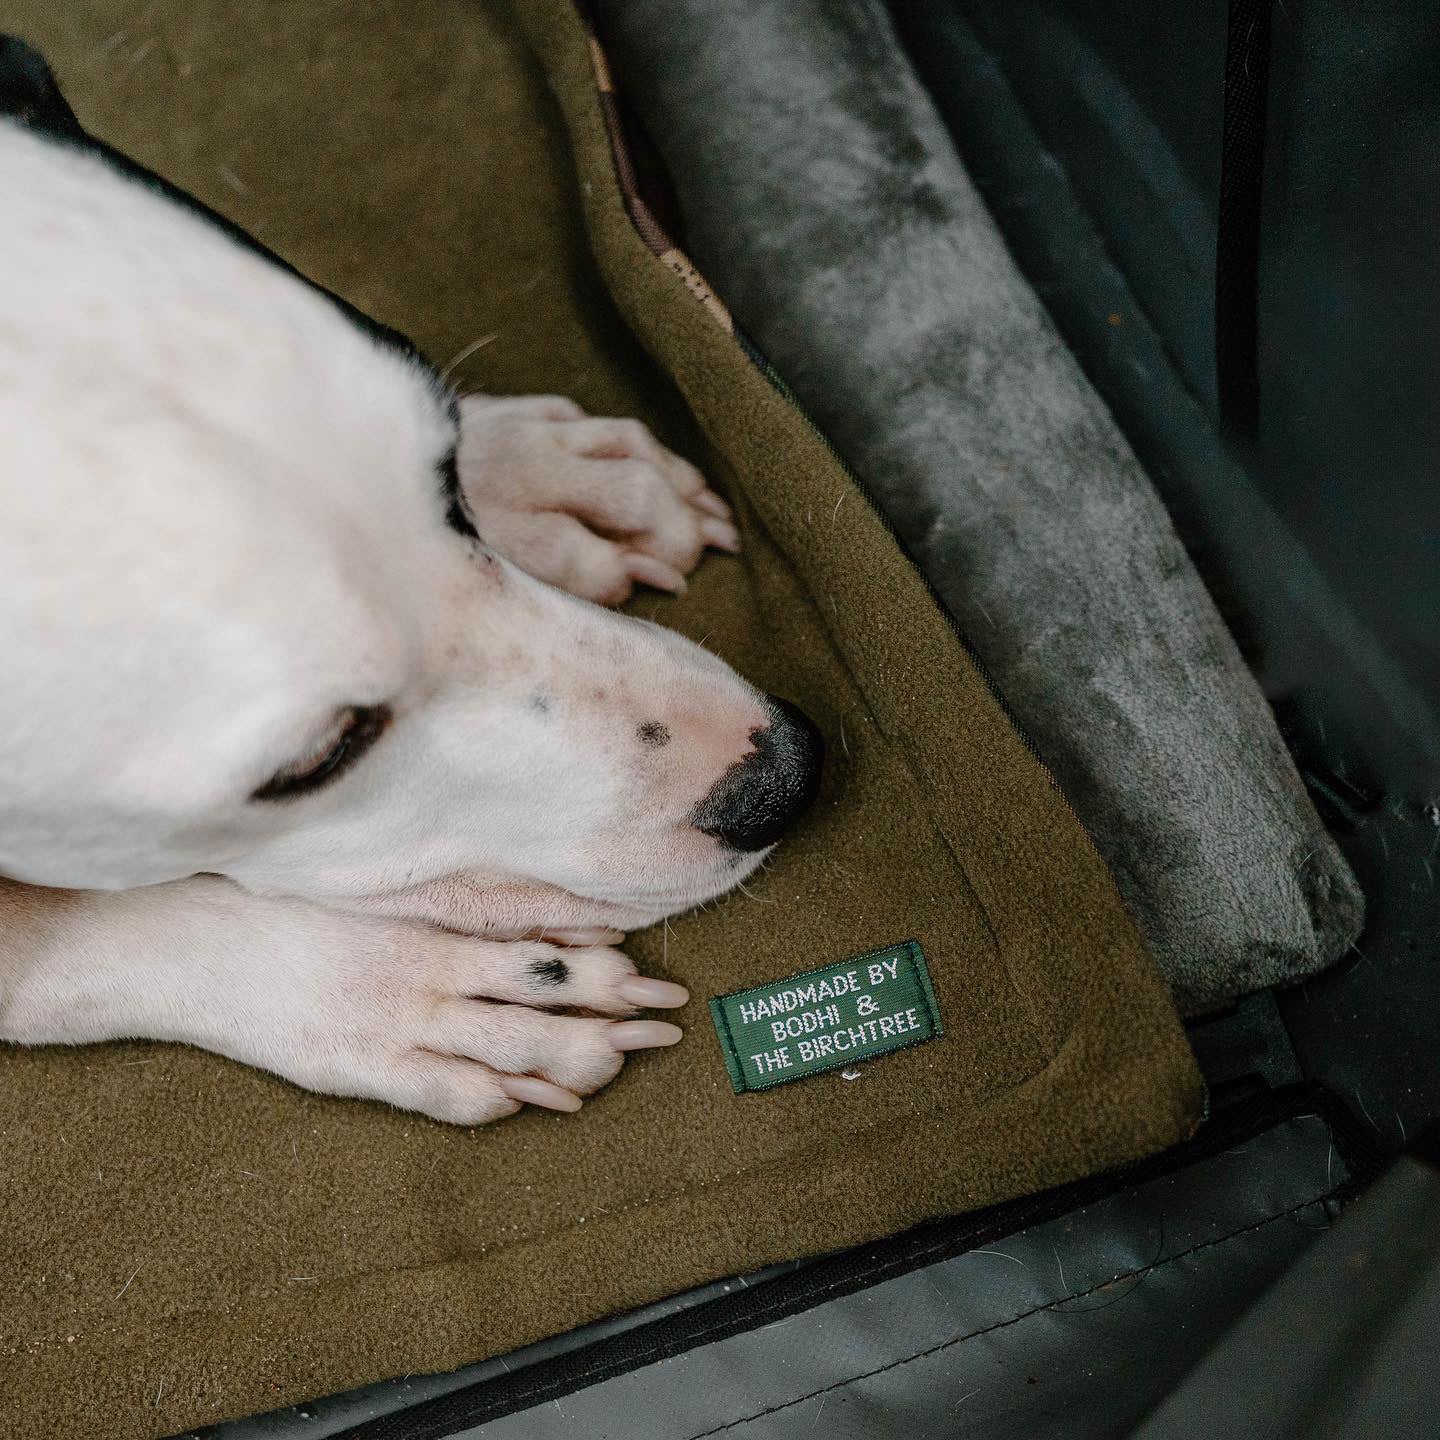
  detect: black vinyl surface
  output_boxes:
[1131,1150,1440,1439]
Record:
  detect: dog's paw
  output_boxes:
[1,879,690,1125]
[455,394,740,605]
[279,925,689,1124]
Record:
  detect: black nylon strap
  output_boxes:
[1216,0,1275,437]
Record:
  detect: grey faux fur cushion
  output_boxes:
[604,0,1363,1012]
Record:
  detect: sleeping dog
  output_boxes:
[0,41,821,1124]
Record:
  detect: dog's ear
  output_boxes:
[0,36,83,136]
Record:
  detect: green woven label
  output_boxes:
[708,941,942,1094]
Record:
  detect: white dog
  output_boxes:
[0,42,821,1124]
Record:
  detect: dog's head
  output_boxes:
[0,107,821,933]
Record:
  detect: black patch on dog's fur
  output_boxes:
[437,444,481,540]
[528,689,554,715]
[1,36,83,132]
[637,721,671,748]
[530,957,570,987]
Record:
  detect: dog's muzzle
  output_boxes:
[693,696,824,852]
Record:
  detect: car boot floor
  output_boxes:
[1276,802,1440,1149]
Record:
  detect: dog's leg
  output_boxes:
[454,394,741,604]
[0,876,685,1121]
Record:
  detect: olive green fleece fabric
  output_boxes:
[0,4,1202,1438]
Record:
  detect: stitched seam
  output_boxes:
[707,994,746,1093]
[679,1196,1332,1439]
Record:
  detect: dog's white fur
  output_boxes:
[0,119,772,1122]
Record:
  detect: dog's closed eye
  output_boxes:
[252,704,391,802]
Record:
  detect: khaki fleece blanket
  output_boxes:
[0,4,1202,1437]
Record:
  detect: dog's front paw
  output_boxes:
[455,394,740,605]
[2,878,689,1125]
[264,917,689,1123]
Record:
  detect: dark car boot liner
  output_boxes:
[319,1083,1378,1440]
[0,4,1199,1437]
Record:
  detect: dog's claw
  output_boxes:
[700,518,742,553]
[455,396,740,604]
[617,976,690,1009]
[498,1075,584,1112]
[610,1019,684,1050]
[626,553,689,594]
[693,489,733,521]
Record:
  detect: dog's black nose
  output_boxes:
[694,696,824,852]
